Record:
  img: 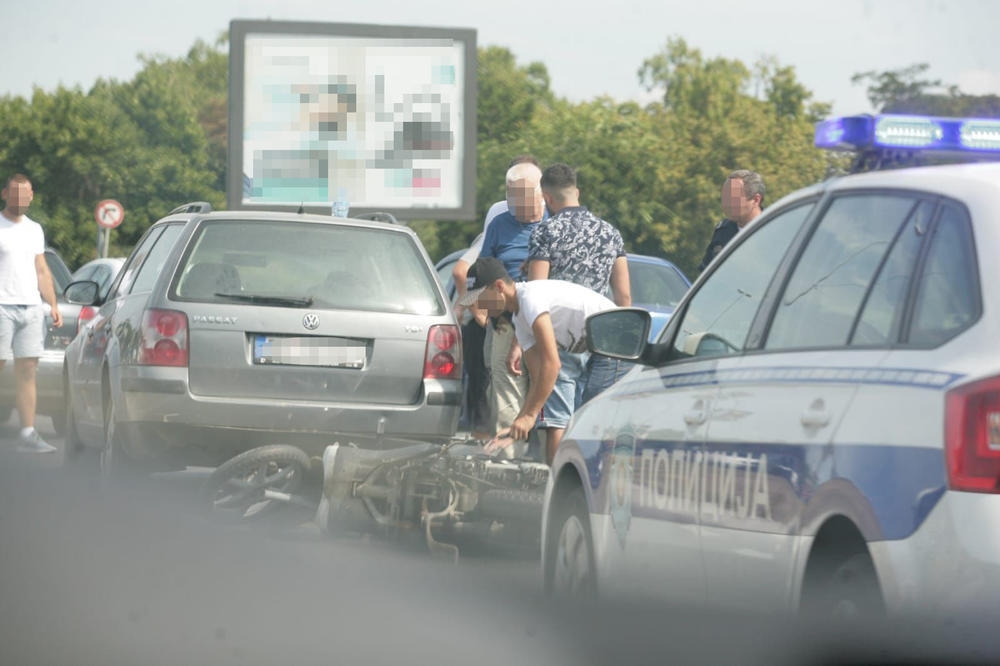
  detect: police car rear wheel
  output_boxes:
[549,487,595,599]
[804,551,884,620]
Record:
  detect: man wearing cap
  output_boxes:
[459,257,619,464]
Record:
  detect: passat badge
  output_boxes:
[302,313,320,330]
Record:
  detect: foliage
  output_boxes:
[852,63,1000,118]
[0,39,227,268]
[1,34,842,277]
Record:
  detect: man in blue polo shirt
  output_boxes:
[478,161,547,455]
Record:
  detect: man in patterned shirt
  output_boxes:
[525,163,632,460]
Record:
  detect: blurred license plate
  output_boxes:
[253,335,366,369]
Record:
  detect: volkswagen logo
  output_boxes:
[302,313,320,330]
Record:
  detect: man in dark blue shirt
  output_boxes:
[698,170,765,272]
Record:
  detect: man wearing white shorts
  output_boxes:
[0,174,63,452]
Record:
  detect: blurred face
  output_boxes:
[475,281,507,317]
[721,178,760,225]
[507,177,544,223]
[2,179,33,217]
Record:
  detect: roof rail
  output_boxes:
[169,201,213,216]
[353,212,402,225]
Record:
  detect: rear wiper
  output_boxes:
[214,293,314,308]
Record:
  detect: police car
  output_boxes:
[541,113,1000,620]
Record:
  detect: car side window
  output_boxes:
[129,225,184,295]
[850,200,936,346]
[113,227,164,298]
[765,195,917,351]
[907,204,979,346]
[670,203,813,359]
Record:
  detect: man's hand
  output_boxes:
[484,431,515,455]
[506,339,523,375]
[50,306,63,329]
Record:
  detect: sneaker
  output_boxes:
[16,429,57,454]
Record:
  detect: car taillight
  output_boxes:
[76,306,96,336]
[945,375,1000,493]
[423,324,461,380]
[139,309,188,367]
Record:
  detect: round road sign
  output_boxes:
[95,199,125,229]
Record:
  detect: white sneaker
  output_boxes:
[16,430,57,454]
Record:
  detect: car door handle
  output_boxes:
[801,399,831,428]
[684,400,707,426]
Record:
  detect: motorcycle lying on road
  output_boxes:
[202,439,550,561]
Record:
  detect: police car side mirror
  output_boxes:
[586,308,650,360]
[64,280,100,306]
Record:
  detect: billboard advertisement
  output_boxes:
[228,20,477,219]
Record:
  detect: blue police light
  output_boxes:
[815,113,1000,154]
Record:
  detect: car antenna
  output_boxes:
[297,202,304,214]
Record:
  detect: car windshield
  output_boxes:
[628,260,689,309]
[173,220,445,315]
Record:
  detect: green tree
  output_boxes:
[852,63,1000,117]
[0,39,227,268]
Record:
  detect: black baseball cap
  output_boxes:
[457,257,510,307]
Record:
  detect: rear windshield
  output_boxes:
[171,220,445,315]
[628,260,689,309]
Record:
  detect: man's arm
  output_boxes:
[527,259,550,281]
[610,255,632,306]
[35,254,62,328]
[508,313,560,441]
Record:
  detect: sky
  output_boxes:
[2,0,998,117]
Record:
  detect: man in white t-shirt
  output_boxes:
[459,257,618,463]
[0,174,63,453]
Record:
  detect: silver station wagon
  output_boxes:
[62,206,461,474]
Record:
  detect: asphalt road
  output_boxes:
[1,415,995,665]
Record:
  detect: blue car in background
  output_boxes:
[435,249,690,341]
[625,253,691,341]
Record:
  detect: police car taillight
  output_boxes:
[945,376,1000,493]
[423,324,461,380]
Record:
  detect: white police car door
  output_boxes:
[701,194,932,613]
[597,202,814,606]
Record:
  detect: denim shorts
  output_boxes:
[537,349,589,430]
[0,304,45,360]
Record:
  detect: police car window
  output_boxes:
[908,204,979,346]
[766,195,916,351]
[129,225,184,295]
[671,203,813,359]
[850,200,935,346]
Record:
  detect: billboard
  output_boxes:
[228,20,477,219]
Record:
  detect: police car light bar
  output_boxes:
[815,114,1000,153]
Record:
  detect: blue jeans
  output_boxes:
[582,355,634,404]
